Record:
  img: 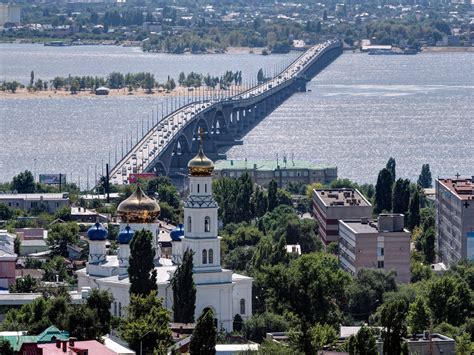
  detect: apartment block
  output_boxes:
[436,176,474,267]
[214,160,337,188]
[339,214,411,283]
[312,188,372,245]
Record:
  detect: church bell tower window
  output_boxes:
[187,216,192,233]
[204,216,210,232]
[202,249,207,264]
[208,249,214,264]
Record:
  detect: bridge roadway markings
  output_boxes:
[109,40,341,185]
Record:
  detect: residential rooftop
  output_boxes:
[215,159,335,171]
[437,177,473,201]
[314,188,371,207]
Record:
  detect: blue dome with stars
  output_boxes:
[170,224,184,242]
[87,222,108,241]
[118,225,135,244]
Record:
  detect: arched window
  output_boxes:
[202,249,207,264]
[187,216,192,233]
[204,216,210,233]
[208,249,214,264]
[240,299,246,315]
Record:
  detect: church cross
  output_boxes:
[464,201,470,209]
[455,172,461,179]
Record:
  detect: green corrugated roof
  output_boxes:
[36,325,69,343]
[0,335,37,351]
[0,326,69,351]
[214,160,335,171]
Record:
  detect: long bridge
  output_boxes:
[109,39,343,185]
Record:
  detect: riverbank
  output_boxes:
[0,85,248,99]
[0,39,270,55]
[421,46,474,53]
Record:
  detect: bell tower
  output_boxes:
[182,130,221,272]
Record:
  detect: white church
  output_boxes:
[77,143,252,331]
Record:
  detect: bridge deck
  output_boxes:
[108,40,342,186]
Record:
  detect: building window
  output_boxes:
[197,184,200,193]
[240,299,245,314]
[118,302,122,317]
[205,184,207,193]
[208,249,214,264]
[114,302,117,316]
[377,247,384,256]
[377,261,384,268]
[204,217,210,232]
[187,216,192,233]
[202,249,207,264]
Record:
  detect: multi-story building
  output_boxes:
[0,4,21,26]
[312,188,372,245]
[339,214,411,283]
[0,230,17,289]
[0,193,69,213]
[214,159,337,187]
[436,176,474,267]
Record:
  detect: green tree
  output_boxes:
[12,170,35,193]
[235,172,253,222]
[348,325,377,355]
[233,314,243,332]
[47,223,80,257]
[267,179,278,212]
[386,157,396,184]
[190,308,217,355]
[309,323,338,352]
[243,312,289,342]
[171,249,196,323]
[0,338,14,355]
[0,204,14,220]
[427,276,471,325]
[70,79,80,94]
[379,299,408,355]
[67,306,98,340]
[128,230,157,295]
[9,275,38,293]
[253,186,267,218]
[375,168,393,213]
[422,227,436,264]
[46,222,79,256]
[417,164,432,188]
[348,269,397,321]
[392,178,410,215]
[257,68,264,82]
[86,289,113,336]
[120,291,172,354]
[456,332,474,355]
[276,188,292,206]
[407,296,431,335]
[408,190,421,230]
[30,70,35,86]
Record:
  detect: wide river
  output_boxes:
[0,44,472,186]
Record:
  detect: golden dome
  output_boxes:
[188,144,214,176]
[117,186,160,223]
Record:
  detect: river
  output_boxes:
[0,44,472,186]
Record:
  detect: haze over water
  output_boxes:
[1,44,472,186]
